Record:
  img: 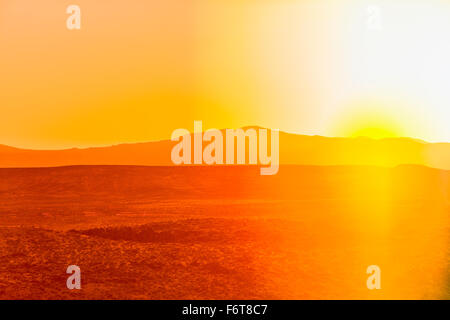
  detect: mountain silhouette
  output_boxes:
[0,128,448,169]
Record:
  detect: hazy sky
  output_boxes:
[1,0,450,149]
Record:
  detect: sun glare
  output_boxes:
[330,99,411,140]
[350,127,399,140]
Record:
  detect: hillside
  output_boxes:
[0,129,449,169]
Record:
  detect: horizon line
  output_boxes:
[1,126,449,151]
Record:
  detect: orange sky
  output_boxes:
[1,0,450,149]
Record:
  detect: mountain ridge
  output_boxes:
[0,128,449,169]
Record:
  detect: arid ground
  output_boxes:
[0,165,449,299]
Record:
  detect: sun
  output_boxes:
[350,127,399,140]
[330,100,411,140]
[344,113,404,139]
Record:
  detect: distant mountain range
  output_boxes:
[0,128,449,169]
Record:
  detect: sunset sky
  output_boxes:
[1,0,450,149]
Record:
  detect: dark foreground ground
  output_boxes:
[0,165,449,299]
